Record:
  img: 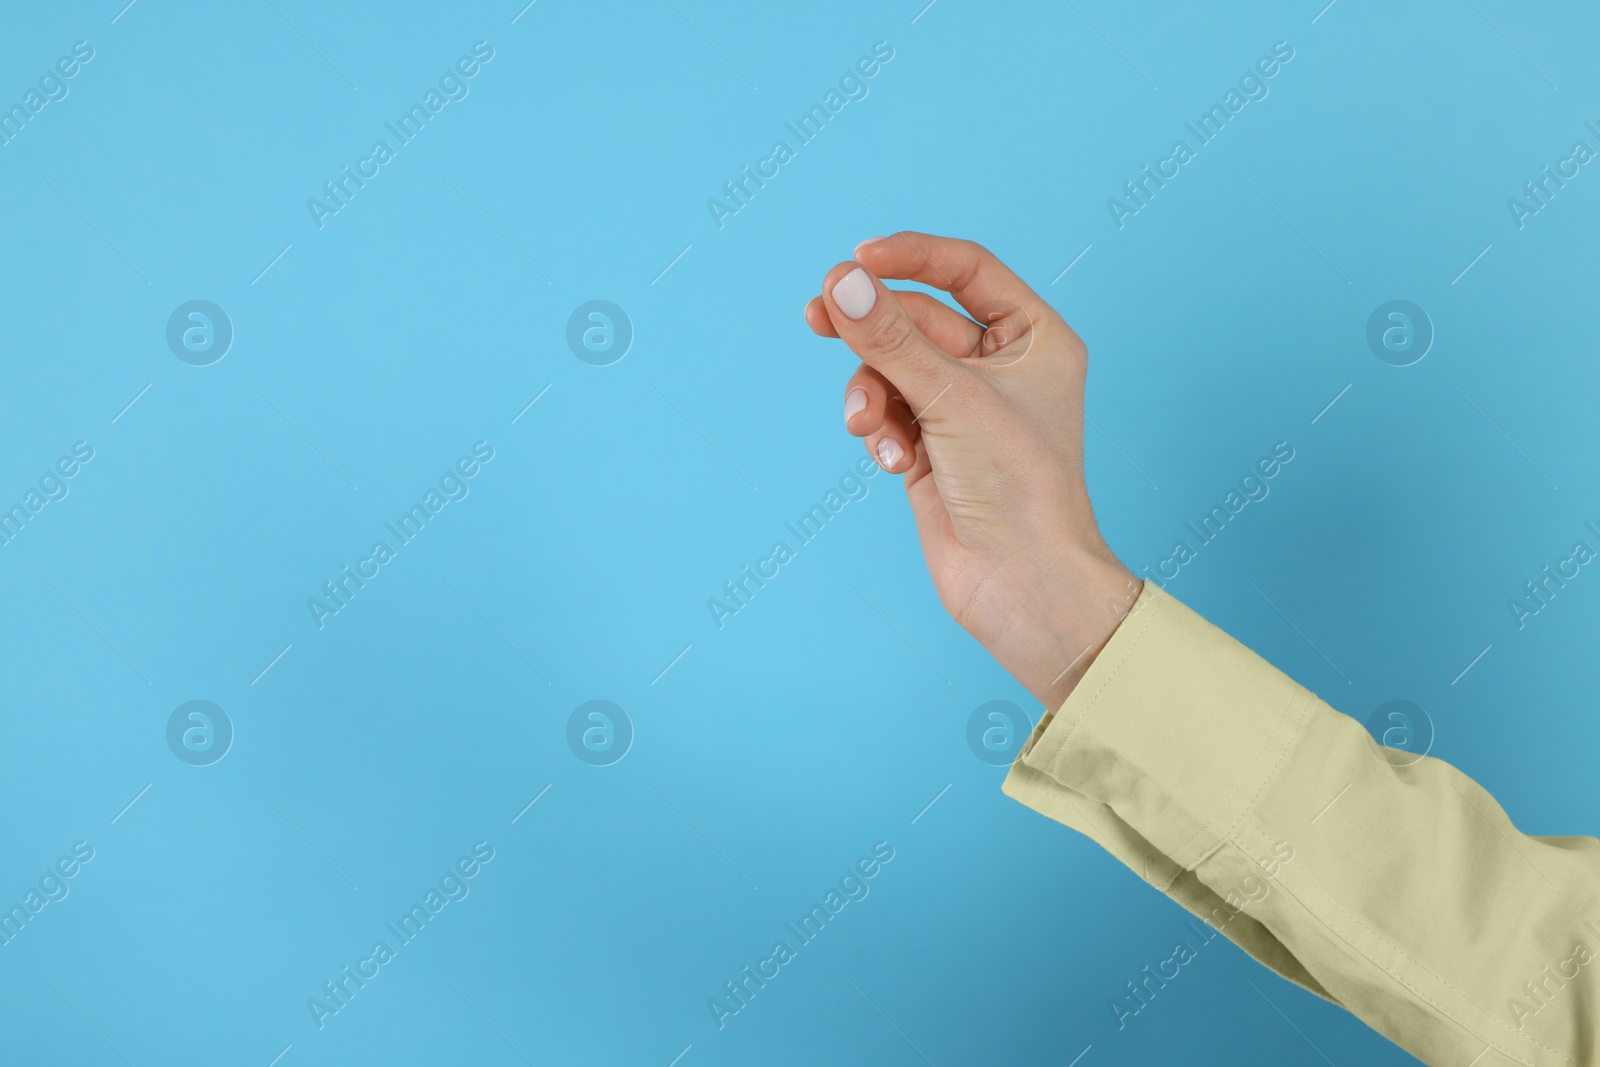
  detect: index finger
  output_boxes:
[853,232,1047,322]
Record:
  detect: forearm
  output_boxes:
[1005,582,1600,1066]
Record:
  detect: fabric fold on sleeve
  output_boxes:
[1003,582,1600,1067]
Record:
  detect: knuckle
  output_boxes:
[953,240,988,289]
[863,310,919,359]
[1041,315,1086,357]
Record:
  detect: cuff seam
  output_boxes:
[1173,688,1314,870]
[1039,586,1168,759]
[1236,815,1565,1067]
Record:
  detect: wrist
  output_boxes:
[982,546,1139,713]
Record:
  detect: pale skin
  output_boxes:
[803,232,1139,710]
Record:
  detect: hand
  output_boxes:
[804,232,1139,710]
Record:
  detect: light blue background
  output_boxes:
[1,1,1595,1063]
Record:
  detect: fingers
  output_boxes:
[865,395,918,474]
[808,290,984,359]
[854,232,1047,323]
[820,262,953,410]
[803,296,836,337]
[842,365,919,474]
[842,364,894,437]
[900,291,985,358]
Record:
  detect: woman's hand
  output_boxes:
[804,232,1139,710]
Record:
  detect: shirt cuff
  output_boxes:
[1003,581,1315,874]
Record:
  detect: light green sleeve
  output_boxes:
[1003,582,1600,1067]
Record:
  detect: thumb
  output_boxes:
[821,262,955,413]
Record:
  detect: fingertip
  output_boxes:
[829,264,877,321]
[823,259,867,291]
[875,436,905,473]
[843,387,870,434]
[804,297,838,337]
[854,235,889,260]
[822,267,948,406]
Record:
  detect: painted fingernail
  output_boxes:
[854,236,888,257]
[831,267,877,320]
[877,437,902,470]
[844,388,868,422]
